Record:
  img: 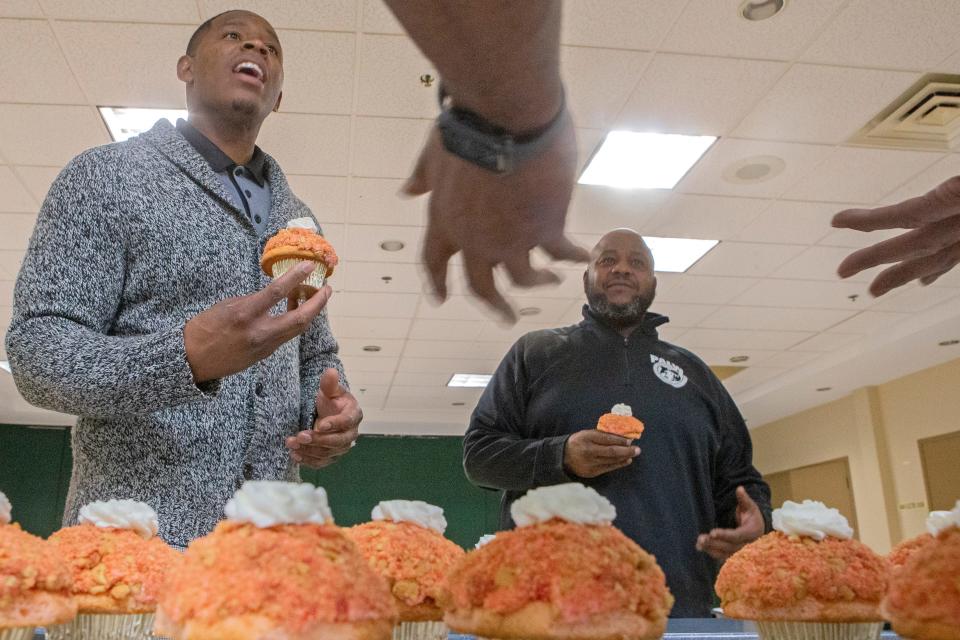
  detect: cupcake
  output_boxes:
[716,499,887,640]
[47,499,180,640]
[0,491,76,640]
[444,483,673,640]
[882,500,960,640]
[474,534,496,549]
[155,481,396,640]
[346,500,465,640]
[596,403,645,440]
[261,217,338,298]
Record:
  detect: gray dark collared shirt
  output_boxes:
[176,119,271,235]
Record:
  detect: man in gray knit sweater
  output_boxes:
[5,10,360,547]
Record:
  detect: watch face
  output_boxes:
[439,109,513,174]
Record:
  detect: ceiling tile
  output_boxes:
[761,351,820,369]
[733,279,872,310]
[698,305,856,332]
[0,105,109,166]
[391,370,464,388]
[329,291,420,318]
[361,0,403,34]
[616,54,786,136]
[817,225,902,249]
[736,201,843,245]
[477,321,565,344]
[199,0,357,31]
[783,147,943,203]
[339,355,399,373]
[561,0,685,50]
[648,302,717,328]
[789,332,862,352]
[384,386,484,412]
[285,175,347,224]
[502,269,586,300]
[396,357,501,375]
[352,117,432,178]
[0,250,24,280]
[567,185,669,235]
[258,113,350,175]
[357,35,436,118]
[344,224,422,264]
[688,242,805,278]
[338,337,405,358]
[54,21,192,109]
[0,20,85,104]
[351,385,388,409]
[340,261,424,294]
[561,46,651,129]
[349,177,427,226]
[678,139,833,199]
[645,194,768,240]
[662,0,839,60]
[733,65,920,144]
[327,316,411,340]
[576,128,605,173]
[723,366,790,395]
[12,166,59,206]
[274,30,355,114]
[826,311,912,335]
[41,0,199,21]
[0,167,36,212]
[801,0,960,71]
[675,346,777,367]
[772,245,884,283]
[345,370,395,387]
[680,328,814,351]
[407,319,485,342]
[403,340,511,360]
[880,154,960,205]
[655,275,758,305]
[0,214,36,251]
[868,283,960,313]
[0,1,42,18]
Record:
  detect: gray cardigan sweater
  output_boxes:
[5,120,344,547]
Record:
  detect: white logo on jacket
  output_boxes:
[650,354,688,389]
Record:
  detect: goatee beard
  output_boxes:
[229,99,259,119]
[587,290,652,328]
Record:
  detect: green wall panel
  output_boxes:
[0,425,71,537]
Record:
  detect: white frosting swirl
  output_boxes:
[510,483,616,528]
[926,501,960,536]
[772,500,853,541]
[475,534,497,549]
[372,500,447,534]
[224,481,333,528]
[287,217,318,231]
[0,491,11,526]
[611,403,633,417]
[78,500,159,539]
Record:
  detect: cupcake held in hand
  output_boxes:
[716,499,888,640]
[0,491,76,640]
[596,404,645,440]
[261,217,339,300]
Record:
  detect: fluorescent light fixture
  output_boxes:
[646,236,719,273]
[99,107,188,142]
[447,373,492,388]
[579,131,716,189]
[0,360,10,374]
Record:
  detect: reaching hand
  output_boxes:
[285,369,361,469]
[834,176,960,296]
[563,429,640,478]
[696,487,765,560]
[403,111,590,323]
[184,262,331,383]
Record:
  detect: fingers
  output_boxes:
[503,254,562,288]
[581,430,635,447]
[696,534,742,560]
[273,285,332,341]
[867,242,960,295]
[837,218,960,279]
[402,129,438,197]
[318,368,345,400]
[463,252,517,324]
[735,486,757,510]
[422,220,457,302]
[253,262,317,313]
[833,177,960,232]
[541,236,591,263]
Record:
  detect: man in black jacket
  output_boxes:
[464,228,772,617]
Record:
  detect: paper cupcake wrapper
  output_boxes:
[271,258,327,290]
[0,627,35,640]
[46,612,161,640]
[755,621,883,640]
[393,620,448,640]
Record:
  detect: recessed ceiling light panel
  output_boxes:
[448,373,492,388]
[579,131,716,190]
[99,107,187,142]
[645,236,719,273]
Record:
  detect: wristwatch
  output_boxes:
[436,84,566,174]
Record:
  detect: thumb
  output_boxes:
[401,130,438,197]
[317,368,344,403]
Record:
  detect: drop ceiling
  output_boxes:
[3,0,960,433]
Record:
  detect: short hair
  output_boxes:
[186,10,235,55]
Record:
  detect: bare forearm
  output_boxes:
[384,0,563,132]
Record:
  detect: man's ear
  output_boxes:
[177,55,193,84]
[273,91,283,113]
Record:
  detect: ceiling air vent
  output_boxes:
[851,74,960,151]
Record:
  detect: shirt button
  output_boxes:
[254,215,262,223]
[234,167,244,177]
[243,463,254,478]
[245,189,252,197]
[255,382,264,396]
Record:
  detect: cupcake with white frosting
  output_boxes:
[716,500,888,640]
[47,499,179,640]
[0,491,76,640]
[444,483,673,640]
[260,217,338,299]
[345,500,465,640]
[155,481,396,640]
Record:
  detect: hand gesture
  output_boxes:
[285,369,361,469]
[563,429,640,478]
[696,487,765,560]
